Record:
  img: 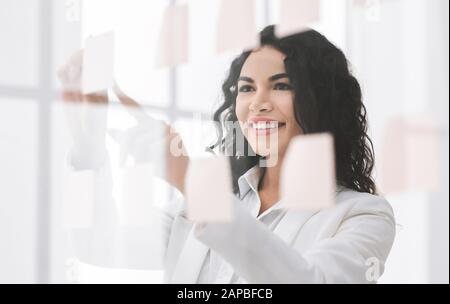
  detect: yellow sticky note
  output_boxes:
[185,156,233,222]
[281,133,336,211]
[276,0,320,38]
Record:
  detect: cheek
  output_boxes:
[274,95,302,137]
[235,100,248,137]
[235,100,248,127]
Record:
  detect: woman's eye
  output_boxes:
[238,85,255,93]
[274,83,292,90]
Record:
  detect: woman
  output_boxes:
[59,26,395,283]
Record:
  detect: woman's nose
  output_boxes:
[249,91,273,113]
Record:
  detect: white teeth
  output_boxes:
[250,121,280,130]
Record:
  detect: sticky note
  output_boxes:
[185,156,233,222]
[379,116,441,195]
[216,0,259,54]
[156,4,189,68]
[280,133,336,211]
[62,169,95,229]
[82,31,115,94]
[118,163,157,227]
[276,0,320,38]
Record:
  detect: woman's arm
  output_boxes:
[59,50,188,269]
[112,84,189,195]
[194,197,396,283]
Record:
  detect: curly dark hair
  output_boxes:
[209,25,376,195]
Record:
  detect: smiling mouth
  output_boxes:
[248,121,286,135]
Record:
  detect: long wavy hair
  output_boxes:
[208,25,377,195]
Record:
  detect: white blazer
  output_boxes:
[68,156,395,284]
[164,187,396,284]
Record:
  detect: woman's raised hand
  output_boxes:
[57,49,109,169]
[112,84,190,195]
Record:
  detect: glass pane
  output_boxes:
[0,98,38,283]
[174,117,217,158]
[50,100,172,283]
[0,0,39,87]
[177,55,233,114]
[52,0,82,91]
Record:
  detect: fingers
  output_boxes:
[57,49,83,91]
[113,82,140,108]
[84,91,108,104]
[58,49,111,104]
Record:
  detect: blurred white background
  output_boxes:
[0,0,448,283]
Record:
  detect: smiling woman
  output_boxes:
[59,24,396,284]
[210,25,377,198]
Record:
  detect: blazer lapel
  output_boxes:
[273,209,319,245]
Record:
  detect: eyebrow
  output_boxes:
[238,73,290,83]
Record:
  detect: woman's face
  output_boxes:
[235,46,303,161]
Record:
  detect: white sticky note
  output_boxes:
[185,156,233,222]
[379,116,441,195]
[281,133,336,211]
[62,170,95,229]
[82,31,115,94]
[276,0,320,38]
[216,0,259,54]
[119,163,156,227]
[156,4,189,68]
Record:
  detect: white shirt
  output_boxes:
[197,165,286,283]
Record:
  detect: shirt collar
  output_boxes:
[237,165,347,200]
[237,165,260,200]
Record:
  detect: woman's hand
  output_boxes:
[57,49,189,194]
[57,49,109,169]
[112,84,190,195]
[57,49,109,104]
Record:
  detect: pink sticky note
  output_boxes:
[216,0,259,54]
[62,170,94,229]
[379,116,441,195]
[119,163,156,227]
[156,4,189,68]
[276,0,320,38]
[280,133,336,211]
[82,31,115,94]
[185,156,233,222]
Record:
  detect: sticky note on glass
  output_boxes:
[62,170,95,229]
[216,0,259,54]
[276,0,320,38]
[156,4,189,68]
[185,156,233,222]
[118,163,156,227]
[281,133,336,211]
[379,116,441,195]
[82,31,115,94]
